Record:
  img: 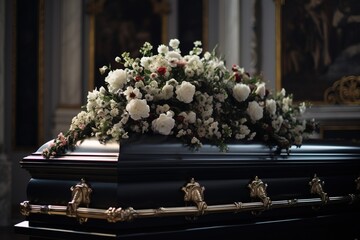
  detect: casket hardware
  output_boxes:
[66,179,93,223]
[19,177,360,223]
[248,176,272,210]
[181,178,207,215]
[105,207,137,222]
[19,201,31,216]
[355,176,360,191]
[309,174,329,204]
[234,201,243,213]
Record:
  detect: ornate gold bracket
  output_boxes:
[66,179,93,223]
[182,178,207,215]
[309,174,329,204]
[105,207,137,223]
[20,201,31,216]
[248,176,272,209]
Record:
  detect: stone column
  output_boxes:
[218,0,240,67]
[53,0,83,136]
[0,0,11,227]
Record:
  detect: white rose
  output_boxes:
[140,57,151,68]
[255,83,266,98]
[135,80,145,89]
[149,80,159,88]
[99,65,108,75]
[266,99,277,115]
[282,97,292,112]
[247,101,263,121]
[157,44,169,54]
[152,112,175,135]
[233,83,250,102]
[166,51,182,60]
[176,81,196,103]
[169,39,180,49]
[125,99,150,120]
[105,69,128,93]
[272,116,283,132]
[204,52,211,60]
[99,86,107,94]
[178,111,196,124]
[162,84,174,100]
[280,88,286,97]
[87,89,99,101]
[187,111,196,123]
[239,125,250,135]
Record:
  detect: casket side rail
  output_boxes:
[20,175,360,223]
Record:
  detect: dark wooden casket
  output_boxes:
[15,136,360,240]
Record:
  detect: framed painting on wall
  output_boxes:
[87,0,168,89]
[276,0,360,103]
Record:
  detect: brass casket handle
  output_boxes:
[248,176,272,209]
[182,178,207,215]
[309,174,329,204]
[66,179,93,223]
[19,176,360,223]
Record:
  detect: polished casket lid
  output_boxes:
[20,135,360,180]
[31,135,360,161]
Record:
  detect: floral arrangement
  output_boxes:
[42,39,316,158]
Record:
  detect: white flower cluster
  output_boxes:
[43,39,316,158]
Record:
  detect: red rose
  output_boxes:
[157,66,167,76]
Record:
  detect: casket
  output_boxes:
[15,136,360,240]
